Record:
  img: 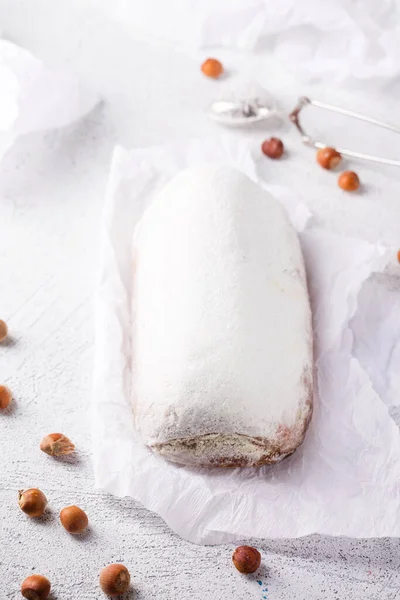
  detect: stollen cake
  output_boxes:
[131,165,313,468]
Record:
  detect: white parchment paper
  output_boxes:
[92,136,400,544]
[0,38,97,160]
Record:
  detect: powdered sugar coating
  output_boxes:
[132,166,313,467]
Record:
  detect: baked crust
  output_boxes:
[150,395,313,468]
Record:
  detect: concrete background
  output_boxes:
[1,2,400,598]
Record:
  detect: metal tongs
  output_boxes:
[289,97,400,167]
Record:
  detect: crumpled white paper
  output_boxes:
[99,0,400,85]
[0,38,97,160]
[92,136,400,544]
[351,273,400,410]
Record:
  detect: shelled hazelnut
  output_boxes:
[261,137,284,159]
[232,545,261,573]
[317,147,342,170]
[201,58,223,79]
[338,170,360,191]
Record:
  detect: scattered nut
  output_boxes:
[397,250,400,264]
[317,147,342,170]
[21,574,51,600]
[18,489,48,518]
[261,137,284,159]
[60,505,88,534]
[100,564,131,597]
[0,319,7,342]
[338,170,360,191]
[232,545,261,574]
[40,433,75,457]
[201,58,223,79]
[0,385,12,409]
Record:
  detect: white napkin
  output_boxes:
[0,38,97,160]
[98,0,400,85]
[92,136,400,544]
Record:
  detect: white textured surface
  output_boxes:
[133,166,312,462]
[1,1,400,599]
[97,0,400,86]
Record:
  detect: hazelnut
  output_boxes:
[0,319,7,342]
[19,489,48,518]
[40,433,75,456]
[261,137,284,159]
[60,505,88,534]
[201,58,223,79]
[338,170,360,191]
[232,545,261,573]
[0,385,12,409]
[317,147,342,170]
[100,564,131,596]
[397,250,400,264]
[21,574,51,599]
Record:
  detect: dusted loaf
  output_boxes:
[132,166,313,467]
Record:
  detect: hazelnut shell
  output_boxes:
[19,489,48,518]
[0,319,7,342]
[0,385,12,409]
[100,564,131,596]
[21,574,51,600]
[60,505,89,534]
[40,433,75,456]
